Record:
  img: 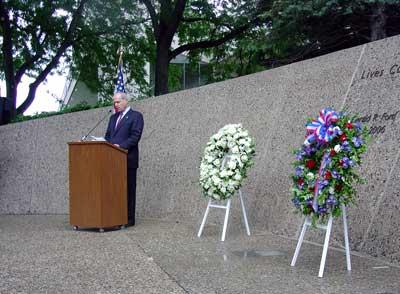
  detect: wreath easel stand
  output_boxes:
[290,203,351,277]
[197,155,251,241]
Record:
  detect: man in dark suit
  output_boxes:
[105,92,144,226]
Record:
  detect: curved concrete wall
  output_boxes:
[1,36,399,264]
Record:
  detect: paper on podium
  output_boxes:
[90,136,106,141]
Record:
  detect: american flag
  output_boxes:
[115,62,126,93]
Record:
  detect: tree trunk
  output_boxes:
[0,1,16,122]
[154,41,171,96]
[370,3,387,41]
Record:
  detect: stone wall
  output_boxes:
[1,36,399,264]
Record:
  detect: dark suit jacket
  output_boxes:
[105,108,144,169]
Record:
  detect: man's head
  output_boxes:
[113,92,129,113]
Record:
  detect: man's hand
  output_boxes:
[114,144,120,147]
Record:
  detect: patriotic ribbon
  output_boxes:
[304,108,339,145]
[312,151,331,213]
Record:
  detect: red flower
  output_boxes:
[330,149,336,156]
[335,184,343,192]
[306,160,316,169]
[325,171,332,180]
[297,178,304,186]
[340,134,347,142]
[345,121,353,129]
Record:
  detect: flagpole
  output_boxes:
[117,45,124,69]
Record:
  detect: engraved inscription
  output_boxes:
[354,110,399,135]
[360,63,400,80]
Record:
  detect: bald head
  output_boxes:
[113,92,129,112]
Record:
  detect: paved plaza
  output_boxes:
[1,215,399,294]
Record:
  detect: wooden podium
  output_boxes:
[68,141,128,231]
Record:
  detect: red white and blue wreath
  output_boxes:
[291,108,369,223]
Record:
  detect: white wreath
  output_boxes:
[199,124,256,200]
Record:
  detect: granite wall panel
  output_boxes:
[1,36,399,264]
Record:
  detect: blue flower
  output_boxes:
[355,122,362,131]
[295,151,304,160]
[303,146,315,156]
[331,170,341,179]
[326,196,337,206]
[318,206,327,214]
[352,136,363,148]
[295,166,304,176]
[318,179,329,190]
[324,156,332,165]
[340,157,352,169]
[341,141,352,152]
[292,198,301,208]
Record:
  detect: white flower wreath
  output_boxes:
[199,124,256,200]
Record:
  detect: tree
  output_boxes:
[0,0,145,122]
[139,0,262,96]
[1,0,89,120]
[258,0,400,67]
[68,1,151,101]
[200,20,270,83]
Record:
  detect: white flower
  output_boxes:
[230,180,239,187]
[244,147,252,154]
[334,144,341,153]
[228,141,236,149]
[241,155,248,162]
[206,145,215,152]
[214,132,223,140]
[227,185,235,192]
[226,126,236,135]
[220,170,229,178]
[209,169,218,176]
[306,172,314,180]
[200,124,255,200]
[329,187,335,194]
[227,160,237,170]
[213,159,221,166]
[231,146,239,154]
[237,159,244,168]
[216,139,227,148]
[234,174,242,181]
[212,175,221,185]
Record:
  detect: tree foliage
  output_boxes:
[258,0,400,67]
[0,0,148,121]
[2,0,400,124]
[140,0,262,95]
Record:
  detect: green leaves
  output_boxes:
[291,110,370,224]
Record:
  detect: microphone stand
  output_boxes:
[81,109,112,141]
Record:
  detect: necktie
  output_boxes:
[115,113,123,129]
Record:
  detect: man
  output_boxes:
[105,92,144,226]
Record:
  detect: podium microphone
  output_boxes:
[81,109,113,141]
